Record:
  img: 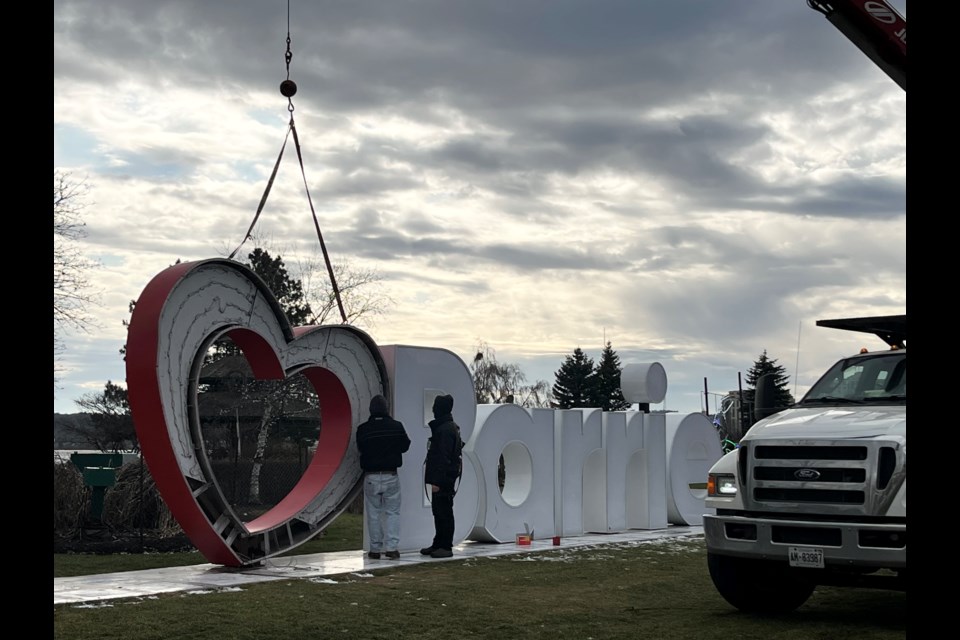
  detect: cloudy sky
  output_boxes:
[53,0,906,417]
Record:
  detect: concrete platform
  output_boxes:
[54,525,703,605]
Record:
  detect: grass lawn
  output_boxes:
[53,517,906,640]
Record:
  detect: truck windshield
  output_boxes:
[800,352,906,405]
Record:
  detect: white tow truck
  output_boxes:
[703,314,906,612]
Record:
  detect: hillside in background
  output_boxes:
[53,413,94,450]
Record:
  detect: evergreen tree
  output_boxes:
[246,248,313,324]
[552,347,597,409]
[744,349,795,409]
[593,342,631,411]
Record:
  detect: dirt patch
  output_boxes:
[54,530,195,555]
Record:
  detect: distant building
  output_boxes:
[196,354,321,460]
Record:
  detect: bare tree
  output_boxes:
[298,258,394,328]
[234,234,394,328]
[54,170,101,381]
[470,340,552,408]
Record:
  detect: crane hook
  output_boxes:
[280,79,297,97]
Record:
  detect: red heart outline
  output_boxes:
[125,259,385,566]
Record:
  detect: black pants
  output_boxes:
[430,485,455,550]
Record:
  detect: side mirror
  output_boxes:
[753,373,780,422]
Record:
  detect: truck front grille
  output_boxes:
[740,439,904,516]
[754,487,865,504]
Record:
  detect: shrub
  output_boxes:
[102,461,182,536]
[53,461,87,538]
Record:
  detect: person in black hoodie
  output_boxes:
[420,393,461,559]
[356,394,411,560]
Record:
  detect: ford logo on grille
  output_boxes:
[795,468,820,480]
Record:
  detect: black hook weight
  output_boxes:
[280,79,298,97]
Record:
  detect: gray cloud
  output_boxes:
[54,0,907,417]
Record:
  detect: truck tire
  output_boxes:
[707,552,816,613]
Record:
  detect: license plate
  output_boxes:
[788,546,824,569]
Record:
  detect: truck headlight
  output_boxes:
[708,473,738,497]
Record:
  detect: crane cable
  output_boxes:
[229,0,347,324]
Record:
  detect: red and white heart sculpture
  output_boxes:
[125,258,386,566]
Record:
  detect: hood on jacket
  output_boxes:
[432,393,454,419]
[369,394,390,417]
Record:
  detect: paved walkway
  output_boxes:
[54,525,703,605]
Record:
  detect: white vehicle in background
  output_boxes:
[703,315,906,613]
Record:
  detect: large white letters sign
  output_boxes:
[469,404,556,542]
[127,260,720,566]
[377,345,481,550]
[664,413,721,526]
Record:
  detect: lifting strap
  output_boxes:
[228,0,347,323]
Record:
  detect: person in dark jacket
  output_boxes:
[420,393,461,559]
[356,394,411,560]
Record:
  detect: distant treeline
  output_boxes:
[53,413,95,450]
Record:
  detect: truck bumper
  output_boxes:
[703,513,906,569]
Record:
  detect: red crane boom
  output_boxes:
[807,1,906,91]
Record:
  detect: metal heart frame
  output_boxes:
[125,258,386,567]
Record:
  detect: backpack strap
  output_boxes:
[451,425,464,496]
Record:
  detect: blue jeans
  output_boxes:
[364,472,401,552]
